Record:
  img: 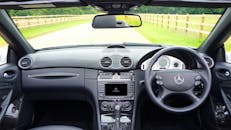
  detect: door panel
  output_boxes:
[0,64,20,92]
[0,63,20,127]
[214,62,231,81]
[212,62,231,129]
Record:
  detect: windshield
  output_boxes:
[7,6,224,49]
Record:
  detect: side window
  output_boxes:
[0,36,8,65]
[225,37,231,63]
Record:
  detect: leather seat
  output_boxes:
[29,125,84,130]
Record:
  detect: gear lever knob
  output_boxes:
[115,104,121,111]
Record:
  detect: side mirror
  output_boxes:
[92,14,142,28]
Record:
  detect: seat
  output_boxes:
[29,125,84,130]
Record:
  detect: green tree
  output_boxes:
[8,6,98,16]
[132,6,224,14]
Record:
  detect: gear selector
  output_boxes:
[115,104,121,130]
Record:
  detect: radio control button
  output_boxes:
[101,102,108,111]
[156,80,163,85]
[121,101,132,111]
[194,81,201,86]
[195,75,201,81]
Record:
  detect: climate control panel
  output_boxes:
[101,101,132,112]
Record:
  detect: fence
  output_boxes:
[140,14,221,37]
[11,14,221,38]
[12,14,94,28]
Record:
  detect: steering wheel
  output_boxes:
[145,47,212,113]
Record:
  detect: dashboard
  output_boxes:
[18,45,214,71]
[17,45,215,130]
[17,45,215,95]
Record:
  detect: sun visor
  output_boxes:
[148,0,231,8]
[0,0,86,9]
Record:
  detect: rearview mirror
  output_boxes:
[92,14,142,28]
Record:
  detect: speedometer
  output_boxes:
[157,56,170,69]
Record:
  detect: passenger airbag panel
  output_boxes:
[22,68,84,91]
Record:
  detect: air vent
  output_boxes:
[120,57,132,67]
[204,56,214,68]
[19,57,32,68]
[101,57,112,67]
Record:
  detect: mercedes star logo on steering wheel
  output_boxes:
[174,74,184,85]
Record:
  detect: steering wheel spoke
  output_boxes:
[157,87,173,102]
[149,70,158,81]
[193,69,208,81]
[148,70,160,87]
[185,88,200,103]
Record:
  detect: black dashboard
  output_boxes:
[18,44,214,97]
[18,45,213,71]
[17,44,214,92]
[18,45,161,70]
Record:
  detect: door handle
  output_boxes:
[2,71,16,80]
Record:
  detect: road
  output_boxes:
[29,23,151,49]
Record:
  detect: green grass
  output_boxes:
[116,15,141,26]
[0,39,6,47]
[225,37,231,52]
[0,20,89,47]
[20,20,89,39]
[156,15,221,33]
[136,22,207,48]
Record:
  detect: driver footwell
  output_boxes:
[137,99,202,130]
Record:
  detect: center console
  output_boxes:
[98,71,135,130]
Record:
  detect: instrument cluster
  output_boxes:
[141,55,186,70]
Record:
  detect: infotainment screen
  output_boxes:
[105,84,127,96]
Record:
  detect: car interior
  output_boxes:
[0,0,231,130]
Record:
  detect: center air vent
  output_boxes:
[19,57,32,69]
[101,57,112,67]
[120,57,132,67]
